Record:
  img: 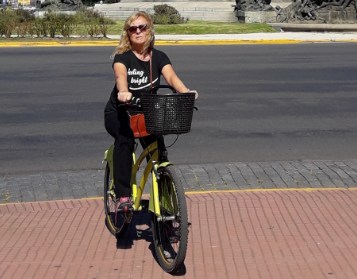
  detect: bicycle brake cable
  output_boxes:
[165,134,179,149]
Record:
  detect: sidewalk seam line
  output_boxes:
[1,187,356,207]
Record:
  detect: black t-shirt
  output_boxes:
[105,48,171,114]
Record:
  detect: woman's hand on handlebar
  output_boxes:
[117,93,141,109]
[186,89,199,100]
[117,91,133,103]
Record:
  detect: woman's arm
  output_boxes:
[113,62,132,103]
[161,64,189,93]
[162,64,198,99]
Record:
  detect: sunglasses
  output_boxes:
[127,24,148,34]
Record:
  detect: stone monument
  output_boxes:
[234,0,277,22]
[234,0,357,23]
[38,0,83,11]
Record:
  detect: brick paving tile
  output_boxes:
[1,189,357,279]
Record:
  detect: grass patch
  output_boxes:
[0,21,277,42]
[154,21,276,34]
[106,20,277,35]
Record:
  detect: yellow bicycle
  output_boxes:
[103,86,196,273]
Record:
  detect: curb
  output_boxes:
[2,38,357,47]
[0,40,119,47]
[156,39,303,45]
[0,39,340,47]
[270,23,357,32]
[1,186,356,207]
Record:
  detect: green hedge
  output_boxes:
[0,4,187,39]
[0,7,114,38]
[152,4,187,24]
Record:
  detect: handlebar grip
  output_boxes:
[117,96,141,109]
[131,96,141,107]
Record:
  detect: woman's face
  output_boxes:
[128,16,149,46]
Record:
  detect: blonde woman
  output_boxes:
[104,11,197,212]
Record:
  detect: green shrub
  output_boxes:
[27,22,36,37]
[0,9,8,37]
[97,11,114,37]
[44,11,60,38]
[0,8,22,38]
[0,7,113,38]
[153,14,170,24]
[152,4,186,24]
[153,4,179,17]
[57,14,76,37]
[15,8,35,22]
[0,8,36,38]
[15,10,35,37]
[76,9,114,37]
[16,22,31,37]
[38,18,49,37]
[86,23,100,37]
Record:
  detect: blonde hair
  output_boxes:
[114,11,155,55]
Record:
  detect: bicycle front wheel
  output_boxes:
[104,163,131,237]
[151,165,189,274]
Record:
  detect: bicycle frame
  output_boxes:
[103,140,172,217]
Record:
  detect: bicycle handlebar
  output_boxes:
[118,85,178,109]
[119,85,199,111]
[151,85,177,94]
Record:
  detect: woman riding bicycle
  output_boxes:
[104,11,197,213]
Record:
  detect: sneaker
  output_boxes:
[115,197,133,213]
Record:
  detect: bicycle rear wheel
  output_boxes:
[104,163,131,237]
[151,165,189,274]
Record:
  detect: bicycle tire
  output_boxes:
[151,165,189,274]
[104,163,131,237]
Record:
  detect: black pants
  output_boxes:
[104,109,166,198]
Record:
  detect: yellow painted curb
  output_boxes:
[0,40,118,47]
[156,39,303,45]
[2,39,357,47]
[0,39,314,47]
[185,186,357,195]
[152,39,357,45]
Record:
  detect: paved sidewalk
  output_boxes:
[1,160,356,277]
[1,189,357,278]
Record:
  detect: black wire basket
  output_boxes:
[141,93,196,135]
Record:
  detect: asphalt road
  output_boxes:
[1,44,357,175]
